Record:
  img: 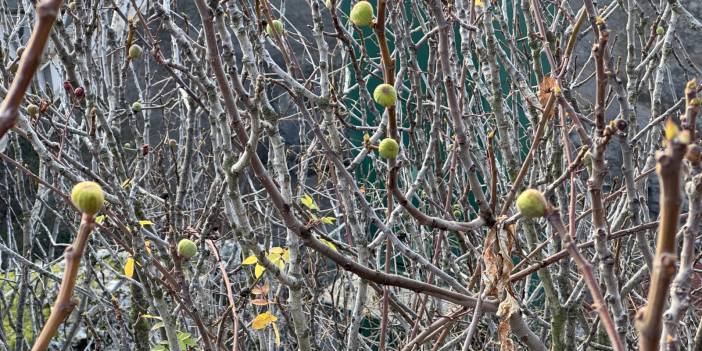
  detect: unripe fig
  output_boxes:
[128,44,143,59]
[325,0,334,9]
[27,104,39,117]
[452,209,462,219]
[373,83,397,108]
[516,188,549,218]
[378,138,399,159]
[177,239,197,259]
[656,26,665,35]
[350,1,373,27]
[71,181,105,215]
[124,143,132,149]
[266,20,284,36]
[132,101,142,113]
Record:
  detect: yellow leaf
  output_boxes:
[242,255,258,265]
[124,257,135,278]
[269,247,285,255]
[255,263,266,278]
[138,220,154,226]
[267,253,285,271]
[95,215,107,224]
[475,0,484,7]
[272,321,281,346]
[321,216,336,224]
[300,194,319,210]
[145,241,152,255]
[665,118,679,141]
[121,178,132,188]
[320,238,338,252]
[283,249,290,262]
[251,312,278,330]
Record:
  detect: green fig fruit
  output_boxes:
[27,104,39,117]
[132,101,142,113]
[350,1,373,27]
[373,83,397,108]
[516,189,549,218]
[266,20,284,36]
[71,181,105,215]
[378,138,399,159]
[128,44,143,59]
[177,239,197,259]
[656,26,665,35]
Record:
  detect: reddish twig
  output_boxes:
[0,0,65,139]
[32,214,95,351]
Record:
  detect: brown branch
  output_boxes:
[593,18,609,135]
[206,239,240,351]
[32,214,94,351]
[498,93,555,215]
[0,0,64,139]
[374,2,397,348]
[636,138,687,351]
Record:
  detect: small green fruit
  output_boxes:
[453,209,462,219]
[373,83,397,108]
[378,138,399,159]
[325,0,334,9]
[124,143,132,149]
[27,104,39,117]
[128,44,143,59]
[656,26,665,35]
[516,189,549,218]
[177,239,197,259]
[71,181,105,215]
[132,101,142,113]
[266,20,284,36]
[168,139,177,148]
[350,1,373,27]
